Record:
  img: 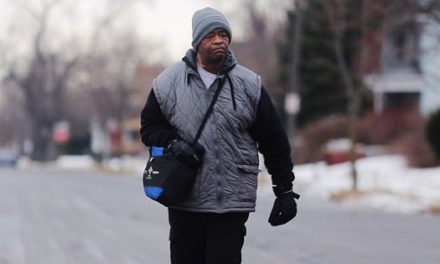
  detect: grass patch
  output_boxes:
[330,190,366,202]
[427,205,440,215]
[330,189,415,202]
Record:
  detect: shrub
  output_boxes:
[426,109,440,159]
[398,131,439,168]
[295,109,440,167]
[387,109,439,168]
[357,107,422,145]
[295,115,349,164]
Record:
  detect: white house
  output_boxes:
[420,17,440,115]
[364,15,425,114]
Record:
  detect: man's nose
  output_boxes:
[213,34,224,44]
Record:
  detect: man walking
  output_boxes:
[140,7,299,264]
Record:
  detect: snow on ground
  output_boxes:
[289,155,440,214]
[47,154,440,215]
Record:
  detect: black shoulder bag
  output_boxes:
[143,75,228,206]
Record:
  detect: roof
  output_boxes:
[364,70,425,93]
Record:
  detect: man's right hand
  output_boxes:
[167,140,205,168]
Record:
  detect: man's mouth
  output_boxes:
[212,47,226,54]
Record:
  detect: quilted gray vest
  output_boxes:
[153,50,261,213]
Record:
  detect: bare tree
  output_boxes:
[417,0,440,23]
[78,30,145,124]
[321,0,391,190]
[285,0,305,148]
[237,0,295,124]
[321,0,429,189]
[322,0,360,189]
[5,1,78,160]
[2,0,148,160]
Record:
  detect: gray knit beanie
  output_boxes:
[191,7,232,50]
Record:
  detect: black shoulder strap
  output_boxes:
[192,75,228,144]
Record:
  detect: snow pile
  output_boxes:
[53,153,440,214]
[55,155,95,169]
[293,155,440,214]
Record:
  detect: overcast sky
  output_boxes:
[0,0,291,63]
[130,0,245,61]
[1,0,438,112]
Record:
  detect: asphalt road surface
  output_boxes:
[0,166,439,264]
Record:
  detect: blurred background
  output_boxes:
[1,0,440,168]
[1,1,440,263]
[1,0,439,211]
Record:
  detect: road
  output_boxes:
[0,166,439,264]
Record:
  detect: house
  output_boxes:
[363,14,424,114]
[420,17,440,115]
[131,64,164,114]
[119,64,164,156]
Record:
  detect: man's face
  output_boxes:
[197,28,230,65]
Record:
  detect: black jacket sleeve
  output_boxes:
[140,89,178,147]
[249,86,295,185]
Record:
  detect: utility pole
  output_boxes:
[285,0,304,156]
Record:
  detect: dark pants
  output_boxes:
[168,208,249,264]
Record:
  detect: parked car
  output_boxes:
[323,139,365,165]
[0,148,19,167]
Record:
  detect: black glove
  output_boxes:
[167,139,205,168]
[268,182,300,226]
